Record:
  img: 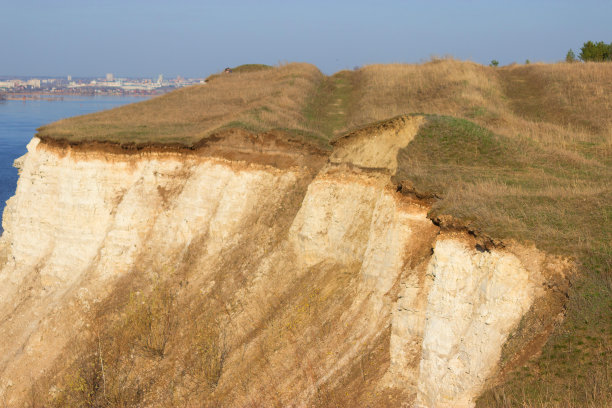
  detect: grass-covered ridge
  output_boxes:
[37,63,326,147]
[37,63,363,150]
[396,115,610,257]
[395,115,611,407]
[204,63,274,82]
[38,59,612,158]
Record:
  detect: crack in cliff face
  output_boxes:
[286,117,571,407]
[0,116,571,407]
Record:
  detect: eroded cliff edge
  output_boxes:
[0,115,571,407]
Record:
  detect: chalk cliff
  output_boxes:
[0,116,570,407]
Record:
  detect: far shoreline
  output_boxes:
[1,92,155,101]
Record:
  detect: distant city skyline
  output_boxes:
[0,73,194,81]
[0,72,204,97]
[1,0,611,78]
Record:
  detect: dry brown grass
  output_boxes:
[348,58,505,126]
[38,63,325,147]
[350,58,612,152]
[499,62,612,137]
[39,58,612,156]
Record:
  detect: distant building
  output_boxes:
[157,74,163,84]
[26,79,41,88]
[67,75,72,81]
[106,73,114,81]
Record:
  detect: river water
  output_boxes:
[0,96,149,234]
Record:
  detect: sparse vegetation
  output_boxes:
[124,282,177,358]
[46,275,232,407]
[48,280,176,407]
[191,318,229,392]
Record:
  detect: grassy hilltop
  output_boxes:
[39,60,611,406]
[37,63,328,147]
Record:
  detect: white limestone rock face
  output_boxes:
[413,239,540,408]
[289,174,386,266]
[360,192,435,297]
[288,165,440,395]
[1,138,300,289]
[0,137,305,398]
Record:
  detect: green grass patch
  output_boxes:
[396,115,611,253]
[303,70,357,139]
[205,64,273,82]
[232,63,273,73]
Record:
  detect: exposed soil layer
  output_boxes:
[37,128,330,171]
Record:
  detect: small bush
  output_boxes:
[50,281,177,407]
[192,318,229,392]
[124,283,177,358]
[50,338,145,408]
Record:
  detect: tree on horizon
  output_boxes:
[579,41,611,61]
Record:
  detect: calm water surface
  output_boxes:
[0,96,149,233]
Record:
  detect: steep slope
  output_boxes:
[0,129,326,404]
[0,116,572,407]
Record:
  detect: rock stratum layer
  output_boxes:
[0,116,570,407]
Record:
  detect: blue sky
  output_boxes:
[1,0,610,78]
